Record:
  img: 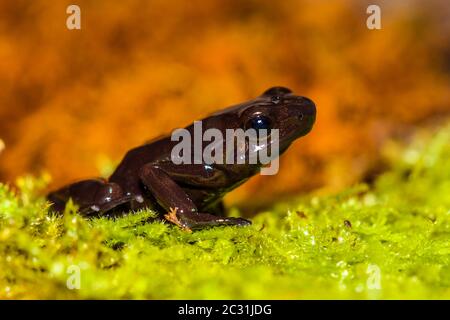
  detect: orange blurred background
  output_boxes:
[0,0,449,207]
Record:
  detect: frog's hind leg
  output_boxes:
[47,179,132,216]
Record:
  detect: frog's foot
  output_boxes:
[165,208,251,231]
[164,207,192,232]
[47,179,132,216]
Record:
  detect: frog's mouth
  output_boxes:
[280,99,316,145]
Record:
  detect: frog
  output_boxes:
[47,87,316,231]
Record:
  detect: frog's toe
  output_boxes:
[169,211,251,230]
[194,214,252,229]
[225,217,252,226]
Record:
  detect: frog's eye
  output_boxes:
[246,115,272,134]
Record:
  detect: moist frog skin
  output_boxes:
[47,87,316,230]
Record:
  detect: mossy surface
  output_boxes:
[0,125,449,299]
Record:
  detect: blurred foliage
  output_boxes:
[0,123,449,299]
[0,0,449,206]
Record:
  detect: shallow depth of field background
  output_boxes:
[0,0,449,207]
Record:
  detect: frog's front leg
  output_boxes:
[139,164,251,230]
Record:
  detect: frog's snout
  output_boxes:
[294,96,316,136]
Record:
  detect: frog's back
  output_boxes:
[108,135,173,191]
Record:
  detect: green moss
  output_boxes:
[1,124,449,299]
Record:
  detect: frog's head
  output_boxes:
[208,86,316,163]
[247,86,315,150]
